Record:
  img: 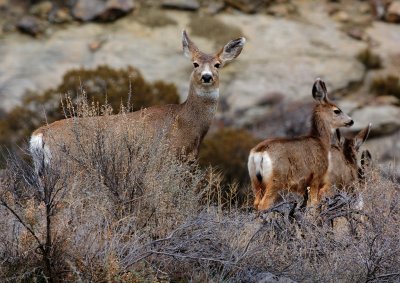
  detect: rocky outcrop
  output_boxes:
[72,0,135,22]
[16,15,47,36]
[161,0,200,11]
[386,1,400,23]
[350,105,400,137]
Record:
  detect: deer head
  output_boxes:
[311,79,354,135]
[182,30,245,98]
[335,123,371,166]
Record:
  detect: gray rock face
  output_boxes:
[161,0,200,11]
[17,15,46,36]
[72,0,135,22]
[0,10,367,113]
[350,105,400,137]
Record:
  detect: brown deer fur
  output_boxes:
[248,79,354,211]
[329,124,371,191]
[30,31,246,174]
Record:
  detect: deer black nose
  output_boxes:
[346,120,354,126]
[202,74,213,83]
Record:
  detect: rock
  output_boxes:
[386,1,400,23]
[222,12,366,113]
[223,0,263,14]
[29,1,53,19]
[347,27,365,41]
[350,105,400,137]
[161,0,200,11]
[267,4,294,17]
[16,15,46,37]
[255,272,297,283]
[48,7,74,24]
[72,0,135,22]
[332,10,350,22]
[207,2,225,14]
[370,0,388,20]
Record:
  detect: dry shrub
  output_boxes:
[370,74,400,99]
[1,98,399,282]
[189,14,244,46]
[0,65,179,148]
[357,48,382,70]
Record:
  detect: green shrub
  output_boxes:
[370,74,400,99]
[0,65,179,148]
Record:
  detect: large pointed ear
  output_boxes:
[361,150,372,168]
[312,78,328,104]
[355,123,371,151]
[217,37,246,66]
[182,30,199,59]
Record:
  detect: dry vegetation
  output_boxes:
[0,96,399,282]
[188,14,244,47]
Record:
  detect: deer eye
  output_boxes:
[334,109,341,114]
[193,62,199,68]
[214,63,221,68]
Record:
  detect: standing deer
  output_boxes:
[330,124,371,190]
[248,79,354,211]
[30,31,246,174]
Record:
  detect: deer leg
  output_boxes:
[257,183,280,211]
[251,179,264,209]
[309,182,320,207]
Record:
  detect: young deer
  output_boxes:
[329,124,371,190]
[248,79,354,211]
[30,31,246,174]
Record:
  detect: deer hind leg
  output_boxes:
[257,181,281,211]
[251,178,264,209]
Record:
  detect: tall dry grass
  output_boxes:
[0,97,399,282]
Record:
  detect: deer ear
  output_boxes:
[182,30,199,59]
[217,37,246,65]
[355,123,371,151]
[361,150,372,167]
[312,78,328,104]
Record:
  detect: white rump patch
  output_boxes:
[30,133,52,174]
[248,151,273,182]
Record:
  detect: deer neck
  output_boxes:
[181,83,219,124]
[310,110,332,150]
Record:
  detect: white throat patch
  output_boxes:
[196,88,219,100]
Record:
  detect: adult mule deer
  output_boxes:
[30,31,246,174]
[330,124,371,190]
[248,79,354,211]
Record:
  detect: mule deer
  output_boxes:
[30,31,246,174]
[248,79,354,211]
[330,124,371,190]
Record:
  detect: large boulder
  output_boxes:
[386,1,400,23]
[350,105,400,137]
[72,0,135,22]
[16,15,46,37]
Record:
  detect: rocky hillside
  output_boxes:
[0,0,399,173]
